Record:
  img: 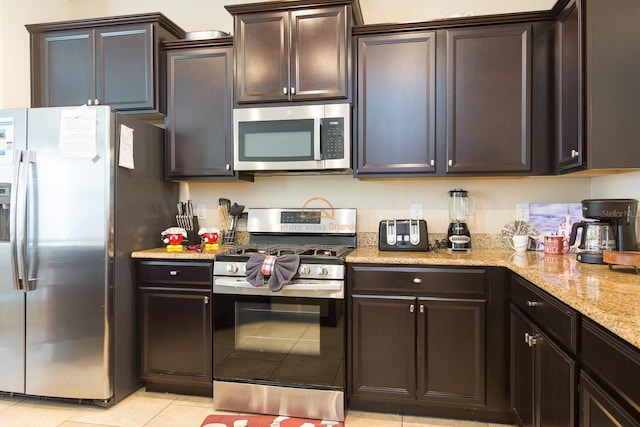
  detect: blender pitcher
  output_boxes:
[447,188,475,252]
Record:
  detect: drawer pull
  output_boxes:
[413,278,422,284]
[169,270,180,276]
[527,300,541,307]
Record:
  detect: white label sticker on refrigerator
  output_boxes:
[0,117,14,165]
[118,124,135,169]
[59,108,97,158]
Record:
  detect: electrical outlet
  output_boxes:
[410,204,423,219]
[516,203,529,221]
[197,203,207,220]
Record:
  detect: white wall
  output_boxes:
[1,0,636,237]
[0,0,71,109]
[185,174,593,234]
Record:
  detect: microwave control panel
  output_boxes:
[321,117,344,160]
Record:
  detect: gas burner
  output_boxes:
[223,244,352,258]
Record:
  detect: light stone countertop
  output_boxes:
[347,247,640,350]
[131,245,640,350]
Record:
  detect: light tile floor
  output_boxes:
[0,388,516,427]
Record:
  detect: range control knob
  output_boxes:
[299,265,311,276]
[225,263,238,274]
[316,266,328,277]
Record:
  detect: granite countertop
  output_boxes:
[131,246,222,260]
[347,247,640,350]
[131,245,640,350]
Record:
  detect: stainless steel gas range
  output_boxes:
[212,208,356,422]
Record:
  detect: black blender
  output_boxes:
[447,188,475,252]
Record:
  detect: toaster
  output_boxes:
[378,219,429,251]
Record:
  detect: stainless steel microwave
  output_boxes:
[233,103,351,172]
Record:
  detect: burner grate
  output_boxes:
[224,244,351,258]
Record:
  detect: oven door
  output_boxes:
[213,293,344,391]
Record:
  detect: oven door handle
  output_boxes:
[213,277,344,299]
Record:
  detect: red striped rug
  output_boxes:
[200,414,344,427]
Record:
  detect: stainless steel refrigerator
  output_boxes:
[0,106,178,405]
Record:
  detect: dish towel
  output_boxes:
[246,253,301,291]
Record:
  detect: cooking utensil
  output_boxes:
[228,203,245,231]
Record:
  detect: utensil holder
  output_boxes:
[222,229,236,246]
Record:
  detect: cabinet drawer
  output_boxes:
[137,261,212,287]
[349,265,487,298]
[581,318,640,415]
[511,274,577,353]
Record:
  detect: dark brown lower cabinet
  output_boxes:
[137,260,213,396]
[580,372,640,427]
[511,305,577,426]
[348,265,511,423]
[580,317,640,426]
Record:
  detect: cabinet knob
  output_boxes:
[413,277,422,284]
[524,332,540,347]
[448,159,453,167]
[225,164,230,170]
[410,304,415,313]
[419,304,425,313]
[204,296,210,304]
[169,270,179,276]
[430,159,435,167]
[571,149,579,158]
[291,87,296,95]
[527,300,541,307]
[87,99,92,105]
[283,87,288,95]
[94,99,100,105]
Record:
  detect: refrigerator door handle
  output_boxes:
[10,150,33,292]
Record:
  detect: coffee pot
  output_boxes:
[569,198,638,264]
[569,222,616,263]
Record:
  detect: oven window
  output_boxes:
[236,302,321,355]
[214,295,344,389]
[238,119,314,161]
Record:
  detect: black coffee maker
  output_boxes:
[569,198,638,264]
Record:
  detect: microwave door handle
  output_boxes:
[314,118,322,161]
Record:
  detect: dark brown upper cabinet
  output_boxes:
[555,0,640,173]
[444,24,532,175]
[355,31,437,176]
[26,13,184,116]
[226,0,355,105]
[354,20,553,178]
[163,38,251,181]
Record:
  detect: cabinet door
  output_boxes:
[417,298,486,406]
[235,11,289,103]
[536,326,577,427]
[355,32,436,176]
[140,288,212,386]
[95,24,155,111]
[290,6,347,100]
[445,24,531,174]
[35,29,94,107]
[580,372,640,427]
[165,46,235,178]
[556,0,583,171]
[511,307,535,427]
[351,296,415,400]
